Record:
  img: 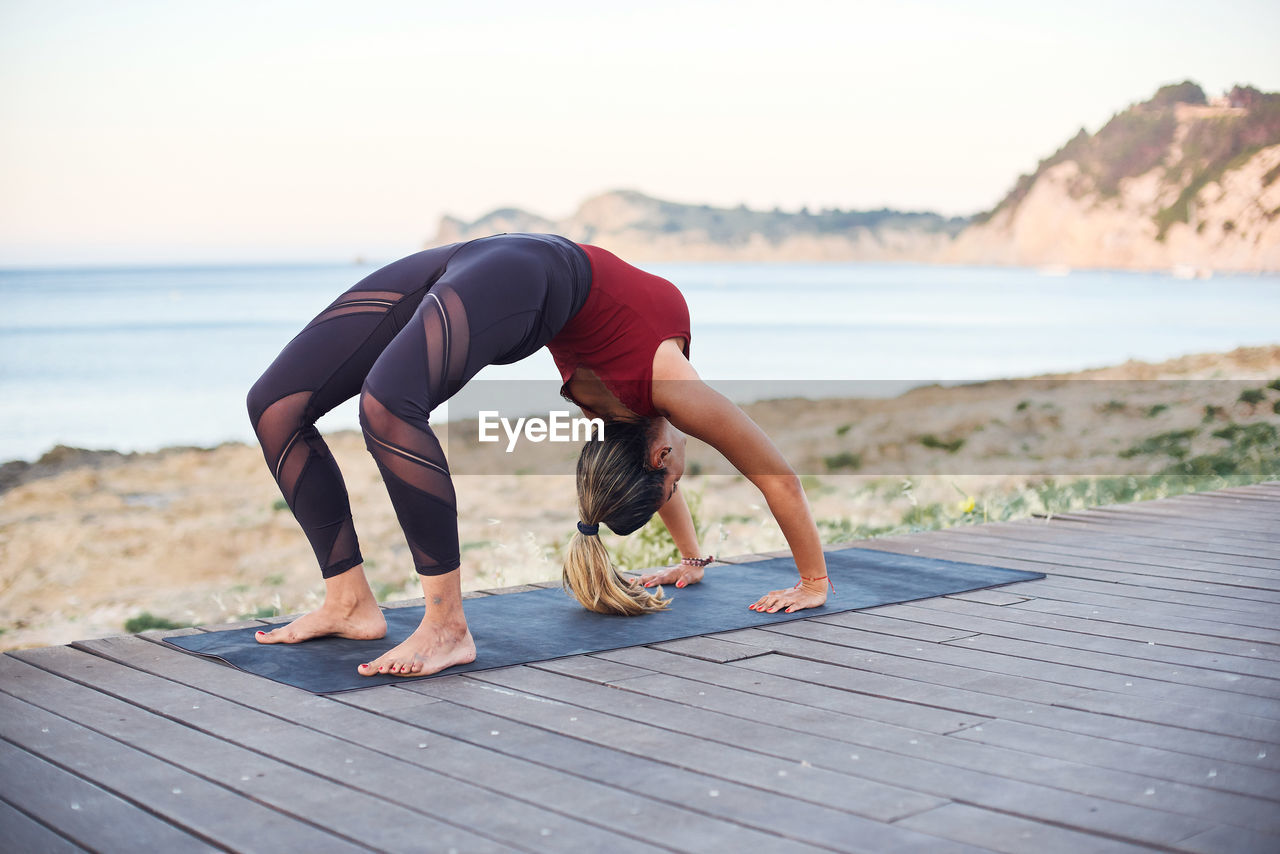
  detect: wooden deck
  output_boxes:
[2,483,1278,853]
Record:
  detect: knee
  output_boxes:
[247,371,312,438]
[359,383,433,440]
[246,373,274,428]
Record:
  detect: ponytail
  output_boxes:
[563,418,669,615]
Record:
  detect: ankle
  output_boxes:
[323,584,377,613]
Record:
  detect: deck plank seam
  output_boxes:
[57,640,833,854]
[6,648,615,854]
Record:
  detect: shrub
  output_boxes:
[824,452,862,471]
[124,612,189,633]
[919,434,965,453]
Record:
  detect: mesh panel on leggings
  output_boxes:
[358,285,474,575]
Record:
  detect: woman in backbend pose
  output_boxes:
[247,233,829,677]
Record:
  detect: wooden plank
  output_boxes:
[598,643,988,734]
[752,621,1279,741]
[1012,577,1280,631]
[988,511,1280,557]
[452,664,1220,847]
[943,588,1030,606]
[375,675,971,854]
[951,719,1280,803]
[82,637,821,854]
[0,688,371,854]
[865,525,1280,585]
[1116,494,1274,527]
[726,641,1275,767]
[0,796,87,854]
[450,667,949,825]
[1078,499,1280,532]
[764,617,1279,720]
[1174,822,1280,854]
[958,505,1280,559]
[529,653,657,681]
[646,635,777,662]
[1043,510,1280,549]
[1011,594,1280,648]
[913,595,1280,662]
[600,665,1280,835]
[893,802,1153,854]
[874,601,1280,691]
[3,647,553,854]
[811,612,981,644]
[938,523,1280,578]
[857,539,1280,617]
[599,646,1279,801]
[0,737,219,853]
[868,532,1280,600]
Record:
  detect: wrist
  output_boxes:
[680,555,714,568]
[794,573,833,593]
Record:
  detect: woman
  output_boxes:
[247,233,829,678]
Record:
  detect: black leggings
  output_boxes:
[246,233,591,578]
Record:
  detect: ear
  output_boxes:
[649,444,672,469]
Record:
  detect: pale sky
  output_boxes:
[2,0,1278,265]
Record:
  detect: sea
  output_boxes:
[2,260,1278,463]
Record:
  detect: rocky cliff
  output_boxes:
[947,83,1280,272]
[432,82,1280,271]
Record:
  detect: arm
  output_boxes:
[651,345,828,612]
[638,488,708,589]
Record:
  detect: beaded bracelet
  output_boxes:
[680,555,714,567]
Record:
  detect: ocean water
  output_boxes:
[1,260,1278,463]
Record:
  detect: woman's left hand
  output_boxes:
[749,582,828,614]
[637,563,705,590]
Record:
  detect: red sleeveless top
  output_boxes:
[547,243,691,418]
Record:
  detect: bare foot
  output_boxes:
[357,621,476,678]
[255,597,387,644]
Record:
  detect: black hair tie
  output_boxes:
[577,520,599,536]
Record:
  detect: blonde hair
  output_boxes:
[563,419,670,615]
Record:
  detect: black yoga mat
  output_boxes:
[165,547,1042,693]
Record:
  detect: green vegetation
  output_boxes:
[812,418,1274,545]
[1202,404,1224,422]
[835,423,852,437]
[1145,403,1169,418]
[1147,81,1207,108]
[124,612,191,633]
[238,605,279,620]
[1161,422,1277,477]
[1238,388,1266,409]
[1155,86,1280,238]
[272,498,288,512]
[1100,400,1126,413]
[1119,428,1197,460]
[919,434,965,453]
[824,451,861,471]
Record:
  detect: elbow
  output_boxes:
[760,469,806,507]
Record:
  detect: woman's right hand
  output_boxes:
[637,562,705,590]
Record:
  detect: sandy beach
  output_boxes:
[1,344,1277,652]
